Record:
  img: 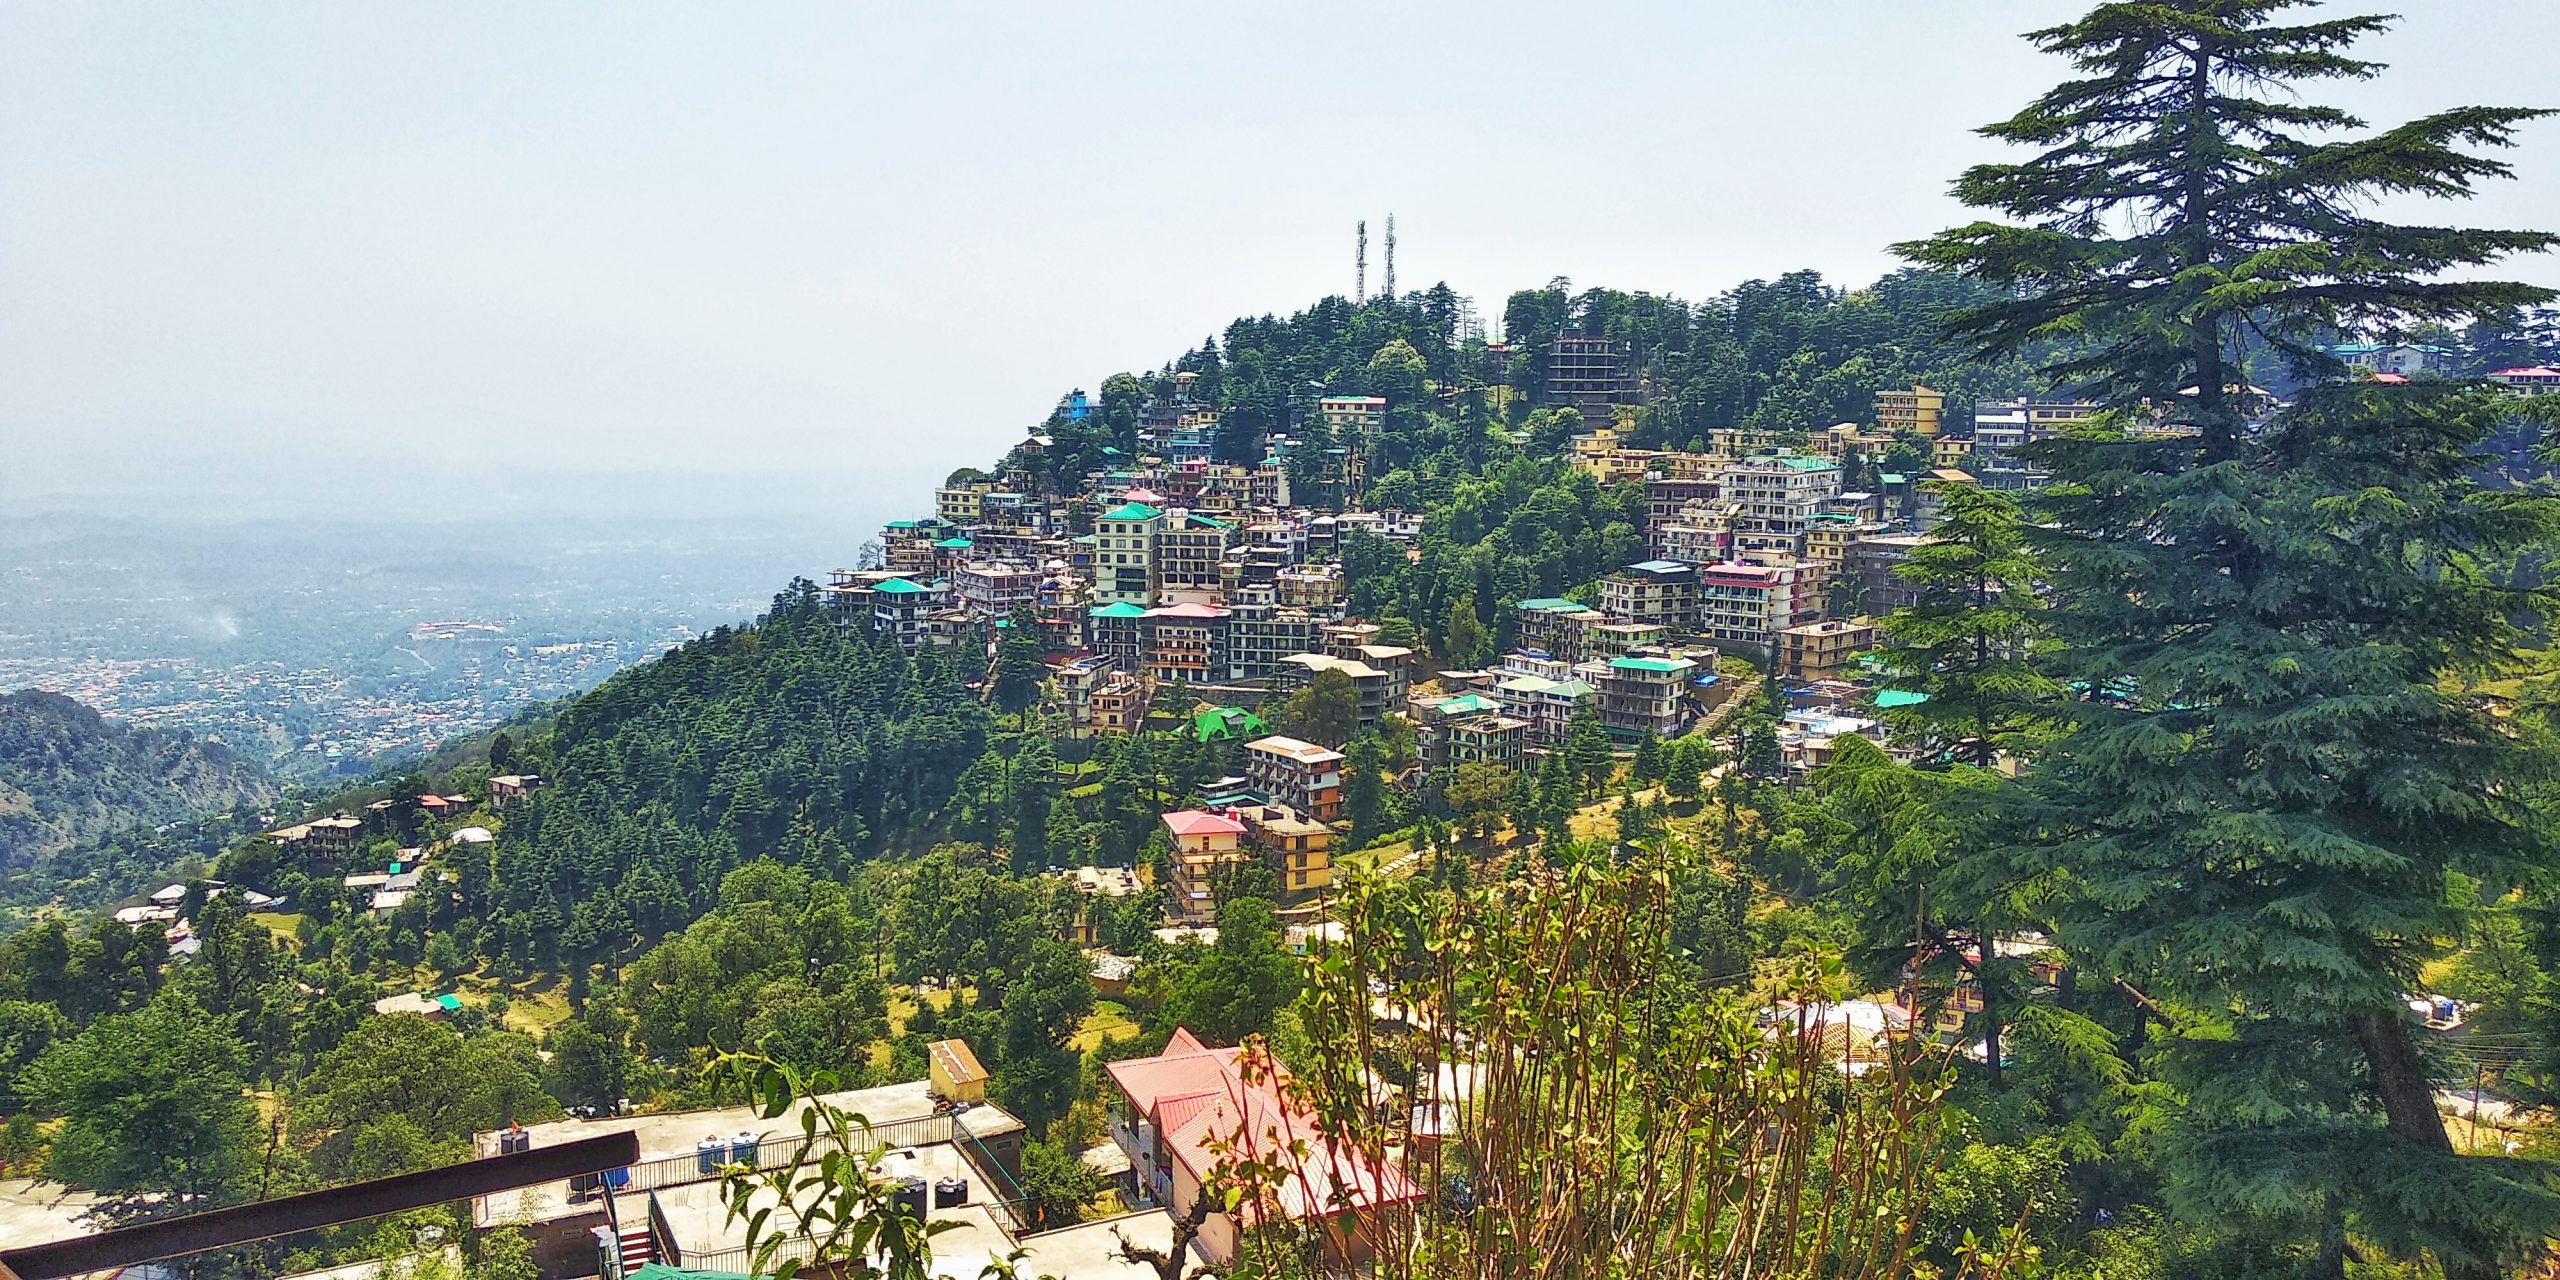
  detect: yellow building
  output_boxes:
[1235,803,1332,897]
[1776,618,1879,683]
[1162,809,1250,923]
[1876,385,1946,437]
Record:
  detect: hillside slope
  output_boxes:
[0,689,278,868]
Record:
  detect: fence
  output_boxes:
[617,1111,962,1193]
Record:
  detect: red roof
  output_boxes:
[1161,809,1248,838]
[1105,1027,1424,1228]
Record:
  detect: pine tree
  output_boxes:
[1901,5,2560,1273]
[1875,480,2052,767]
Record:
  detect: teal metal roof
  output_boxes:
[1100,502,1162,521]
[1515,597,1584,612]
[1089,601,1149,618]
[1609,656,1695,673]
[935,537,974,548]
[1875,689,1931,709]
[874,578,930,595]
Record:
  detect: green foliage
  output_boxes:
[0,689,278,871]
[1906,5,2560,1272]
[1154,897,1300,1044]
[1274,668,1361,750]
[19,989,260,1206]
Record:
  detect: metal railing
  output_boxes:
[620,1112,962,1192]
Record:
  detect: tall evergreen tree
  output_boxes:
[1875,480,2052,767]
[1902,4,2560,1274]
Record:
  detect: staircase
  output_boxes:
[615,1222,656,1272]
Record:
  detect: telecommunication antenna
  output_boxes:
[1382,213,1396,303]
[1355,221,1367,303]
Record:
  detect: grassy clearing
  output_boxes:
[250,912,304,948]
[1071,1000,1141,1054]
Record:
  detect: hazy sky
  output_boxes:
[7,2,2559,521]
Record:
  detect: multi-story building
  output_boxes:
[1777,618,1879,683]
[1445,713,1528,773]
[1086,601,1147,673]
[1273,654,1395,730]
[1586,620,1670,660]
[1089,675,1149,733]
[1234,803,1333,897]
[1653,506,1736,566]
[1274,565,1342,612]
[1580,654,1696,740]
[935,483,992,525]
[1544,334,1639,428]
[1876,385,1946,437]
[1645,474,1724,526]
[1515,598,1604,663]
[1490,669,1595,746]
[1850,534,1933,615]
[1244,736,1346,823]
[846,577,946,650]
[1804,512,1879,571]
[1600,560,1700,630]
[1094,500,1163,606]
[2327,342,2452,378]
[1161,809,1251,922]
[1142,603,1227,685]
[1724,453,1842,555]
[1154,511,1233,605]
[1317,396,1387,442]
[1224,587,1322,682]
[1067,865,1145,946]
[1697,561,1803,651]
[951,561,1042,617]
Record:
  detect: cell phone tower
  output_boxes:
[1355,221,1367,303]
[1382,213,1396,304]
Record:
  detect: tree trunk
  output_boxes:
[2349,1007,2493,1280]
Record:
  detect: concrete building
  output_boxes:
[1088,675,1149,734]
[1600,560,1701,630]
[1777,618,1879,683]
[952,562,1043,617]
[1154,511,1233,605]
[1244,736,1345,823]
[1698,561,1805,651]
[1850,534,1933,615]
[1723,454,1842,555]
[1515,597,1605,664]
[1543,334,1639,428]
[1317,395,1387,441]
[1876,384,1946,437]
[1585,654,1696,740]
[1233,802,1333,896]
[1093,500,1163,607]
[1272,654,1395,730]
[1087,601,1148,674]
[1141,602,1227,685]
[1162,809,1250,923]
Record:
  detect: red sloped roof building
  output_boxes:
[1104,1027,1422,1266]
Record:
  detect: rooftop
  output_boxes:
[1161,809,1249,839]
[1245,735,1346,765]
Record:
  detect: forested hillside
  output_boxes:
[0,690,276,869]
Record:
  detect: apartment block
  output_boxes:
[1244,736,1346,823]
[1584,654,1696,740]
[1600,560,1701,630]
[1876,385,1946,437]
[1093,500,1163,606]
[1161,809,1251,923]
[1234,803,1333,896]
[1723,454,1842,555]
[1777,618,1879,683]
[1697,561,1803,650]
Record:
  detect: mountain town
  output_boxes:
[8,5,2560,1280]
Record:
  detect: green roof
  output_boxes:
[1192,706,1270,743]
[1181,513,1231,529]
[1089,601,1149,618]
[1100,502,1163,521]
[935,537,974,548]
[1875,689,1931,709]
[1777,455,1839,472]
[1515,597,1585,612]
[875,578,930,595]
[1549,680,1596,698]
[435,993,463,1012]
[1435,694,1503,716]
[1879,472,1909,484]
[1609,656,1695,674]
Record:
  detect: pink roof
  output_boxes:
[2491,367,2560,377]
[1105,1027,1425,1228]
[1123,487,1165,503]
[1161,809,1248,838]
[1145,602,1229,620]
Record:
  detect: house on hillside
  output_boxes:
[1105,1027,1423,1268]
